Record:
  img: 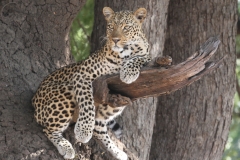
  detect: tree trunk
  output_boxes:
[150,0,237,160]
[0,0,86,159]
[0,0,236,160]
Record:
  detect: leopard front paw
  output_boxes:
[75,130,92,144]
[74,120,94,143]
[115,150,128,160]
[55,139,75,159]
[62,148,75,159]
[120,67,140,84]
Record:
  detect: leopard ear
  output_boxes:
[103,7,114,21]
[134,8,147,23]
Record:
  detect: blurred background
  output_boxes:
[70,0,93,61]
[69,0,240,159]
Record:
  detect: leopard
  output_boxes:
[32,7,150,160]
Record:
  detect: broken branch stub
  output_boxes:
[93,36,223,107]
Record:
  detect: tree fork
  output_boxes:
[93,36,223,107]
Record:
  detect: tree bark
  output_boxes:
[0,0,236,160]
[149,0,237,160]
[0,0,86,159]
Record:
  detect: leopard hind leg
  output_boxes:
[42,107,75,159]
[43,128,75,159]
[94,104,127,160]
[107,119,122,139]
[97,104,125,139]
[94,119,127,160]
[41,89,76,159]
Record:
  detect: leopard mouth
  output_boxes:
[112,45,124,52]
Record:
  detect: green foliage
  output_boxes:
[223,57,240,160]
[70,0,94,62]
[222,2,240,160]
[223,1,240,159]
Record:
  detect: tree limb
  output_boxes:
[92,36,223,107]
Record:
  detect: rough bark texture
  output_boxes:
[88,1,169,160]
[149,0,237,160]
[0,0,236,160]
[0,0,86,159]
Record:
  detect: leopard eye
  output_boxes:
[107,24,114,31]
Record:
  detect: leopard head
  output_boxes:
[103,7,147,52]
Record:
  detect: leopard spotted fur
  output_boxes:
[32,7,150,160]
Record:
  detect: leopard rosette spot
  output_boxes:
[32,7,150,160]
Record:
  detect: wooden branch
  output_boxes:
[93,36,223,107]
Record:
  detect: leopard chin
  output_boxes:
[112,46,124,52]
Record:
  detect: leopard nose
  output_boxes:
[112,38,120,44]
